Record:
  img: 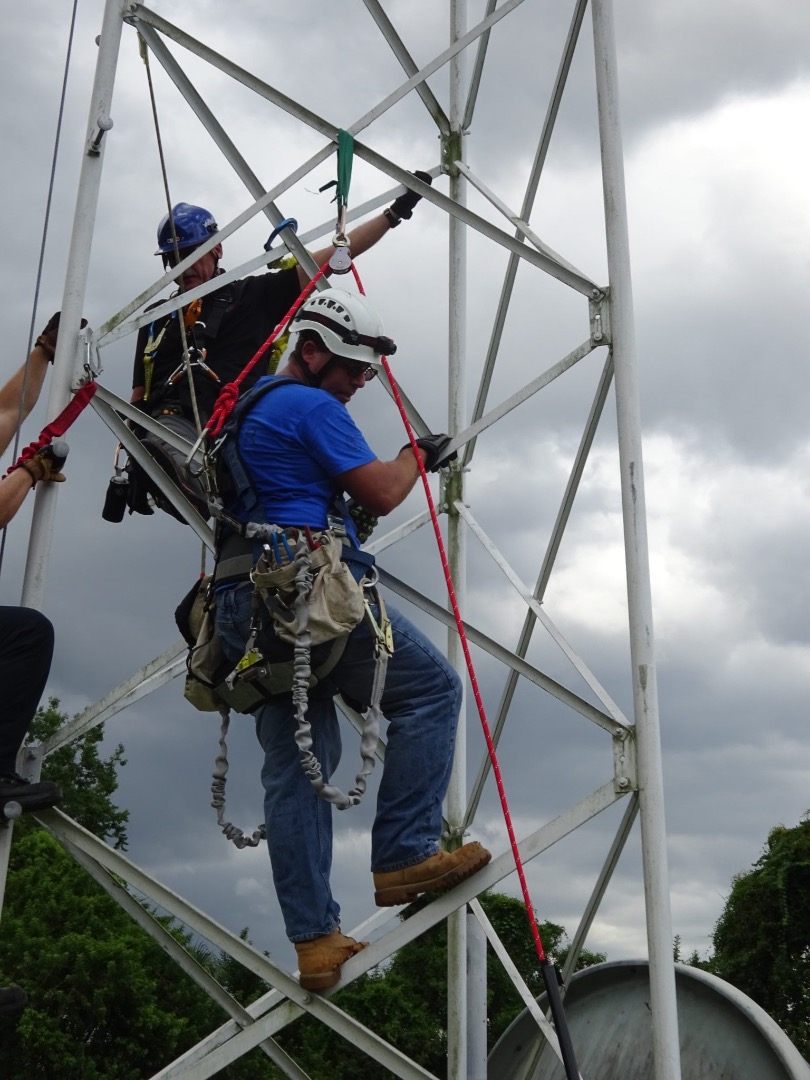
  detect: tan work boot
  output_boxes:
[294,930,368,991]
[373,841,491,906]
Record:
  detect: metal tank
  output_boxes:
[488,960,810,1080]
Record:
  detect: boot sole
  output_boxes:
[298,967,342,992]
[374,847,492,906]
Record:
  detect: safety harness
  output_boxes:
[194,374,394,827]
[141,278,248,409]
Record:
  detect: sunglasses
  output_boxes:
[337,357,377,381]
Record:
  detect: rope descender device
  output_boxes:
[328,129,354,274]
[165,299,220,389]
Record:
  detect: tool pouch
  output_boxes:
[251,531,366,647]
[176,576,265,713]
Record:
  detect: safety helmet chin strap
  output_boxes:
[292,352,325,388]
[294,342,355,390]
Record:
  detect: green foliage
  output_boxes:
[709,816,810,1056]
[25,697,129,848]
[2,832,204,1078]
[0,700,272,1079]
[214,927,272,1007]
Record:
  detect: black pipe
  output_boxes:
[541,959,580,1079]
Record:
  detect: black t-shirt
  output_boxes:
[132,267,300,423]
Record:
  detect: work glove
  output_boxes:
[21,440,69,486]
[35,312,88,363]
[385,170,432,227]
[347,500,379,545]
[404,433,457,473]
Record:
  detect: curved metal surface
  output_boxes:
[488,960,810,1080]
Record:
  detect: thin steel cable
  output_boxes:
[138,34,202,433]
[0,0,80,580]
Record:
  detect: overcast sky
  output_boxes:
[2,0,809,1033]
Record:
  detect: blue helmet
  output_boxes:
[155,202,218,255]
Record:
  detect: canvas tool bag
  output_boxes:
[176,576,266,713]
[250,530,366,646]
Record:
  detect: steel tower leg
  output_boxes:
[446,1,471,1076]
[592,1,682,1076]
[21,0,128,610]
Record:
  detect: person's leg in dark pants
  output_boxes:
[0,606,61,810]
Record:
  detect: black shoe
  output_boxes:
[0,773,62,812]
[0,986,27,1014]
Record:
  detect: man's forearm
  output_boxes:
[0,345,50,458]
[339,447,427,516]
[344,214,390,258]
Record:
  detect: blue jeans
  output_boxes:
[215,583,462,942]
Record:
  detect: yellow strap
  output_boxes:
[363,587,394,656]
[142,320,170,401]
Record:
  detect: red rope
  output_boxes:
[205,262,330,438]
[352,264,548,965]
[5,380,97,476]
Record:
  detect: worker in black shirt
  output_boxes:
[131,178,431,426]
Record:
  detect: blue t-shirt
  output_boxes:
[237,376,375,544]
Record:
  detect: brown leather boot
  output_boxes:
[373,841,492,906]
[294,930,368,991]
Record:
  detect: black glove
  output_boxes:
[35,312,88,363]
[386,170,432,227]
[404,433,457,473]
[347,500,379,545]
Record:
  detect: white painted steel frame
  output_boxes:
[447,2,471,1075]
[4,1,682,1077]
[592,0,681,1072]
[33,781,621,1079]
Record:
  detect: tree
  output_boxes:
[709,816,810,1057]
[0,700,274,1079]
[21,695,129,847]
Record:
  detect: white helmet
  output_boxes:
[292,288,397,367]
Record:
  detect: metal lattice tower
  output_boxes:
[1,2,683,1076]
